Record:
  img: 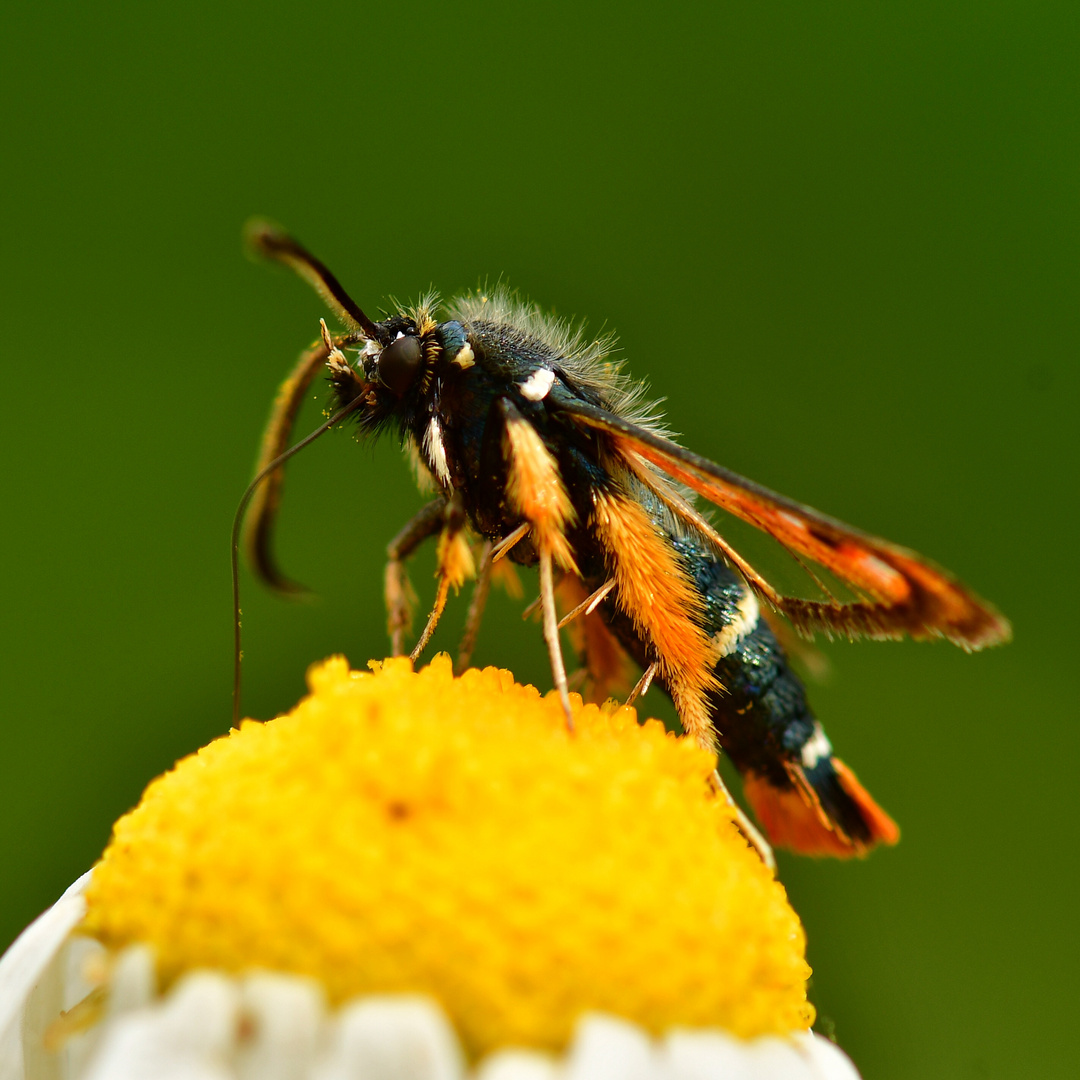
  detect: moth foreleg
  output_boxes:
[410,495,474,663]
[385,497,447,656]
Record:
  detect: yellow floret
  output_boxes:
[83,655,814,1054]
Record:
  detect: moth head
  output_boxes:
[376,333,424,396]
[361,315,428,400]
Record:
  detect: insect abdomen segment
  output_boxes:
[609,511,900,857]
[688,533,899,857]
[709,603,899,857]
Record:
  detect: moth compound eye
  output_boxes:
[378,335,423,396]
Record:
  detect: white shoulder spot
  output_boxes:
[800,724,833,771]
[518,367,555,402]
[424,417,452,488]
[451,342,475,370]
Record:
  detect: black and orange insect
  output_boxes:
[238,221,1011,864]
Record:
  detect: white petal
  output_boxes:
[80,971,240,1080]
[663,1029,863,1080]
[564,1014,655,1080]
[474,1049,562,1080]
[0,870,93,1080]
[58,936,110,1080]
[107,946,157,1017]
[234,973,326,1080]
[663,1030,757,1080]
[743,1036,827,1078]
[312,996,464,1080]
[790,1032,862,1079]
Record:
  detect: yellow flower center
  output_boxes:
[83,655,814,1054]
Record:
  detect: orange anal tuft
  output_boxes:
[743,766,899,859]
[831,758,901,847]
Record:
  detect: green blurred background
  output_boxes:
[2,2,1076,1075]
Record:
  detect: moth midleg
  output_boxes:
[456,540,493,674]
[539,548,574,727]
[491,522,530,563]
[385,497,447,656]
[500,398,579,727]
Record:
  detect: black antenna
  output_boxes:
[244,219,383,342]
[231,393,367,726]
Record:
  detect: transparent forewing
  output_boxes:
[554,395,1010,650]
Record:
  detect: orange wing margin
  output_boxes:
[556,396,1010,651]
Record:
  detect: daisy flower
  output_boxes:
[0,655,860,1078]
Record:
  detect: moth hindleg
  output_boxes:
[555,575,636,704]
[456,541,493,674]
[626,661,658,705]
[709,769,776,874]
